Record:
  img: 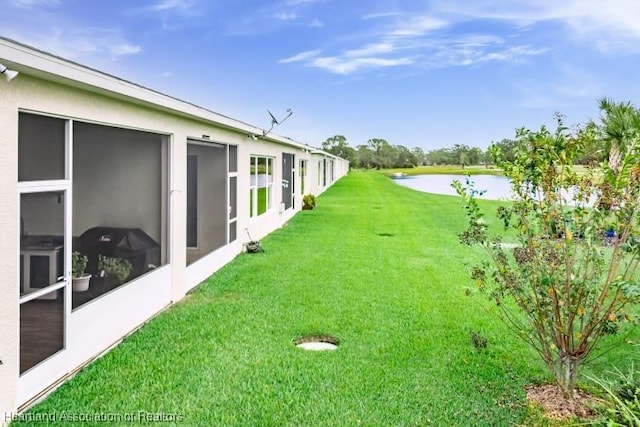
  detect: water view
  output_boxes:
[394,174,512,200]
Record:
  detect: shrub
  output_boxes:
[453,110,640,396]
[302,194,316,209]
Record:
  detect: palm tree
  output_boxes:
[596,98,640,210]
[598,98,640,173]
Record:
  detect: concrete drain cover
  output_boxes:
[295,335,339,351]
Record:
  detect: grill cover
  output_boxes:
[77,227,160,280]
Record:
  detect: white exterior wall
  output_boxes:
[185,143,313,290]
[0,38,346,418]
[309,153,324,196]
[0,70,20,421]
[309,151,350,197]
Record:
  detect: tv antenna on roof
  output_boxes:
[263,108,293,136]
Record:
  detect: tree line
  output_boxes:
[321,135,493,169]
[321,104,629,169]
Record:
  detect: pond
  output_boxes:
[394,174,512,200]
[394,174,598,207]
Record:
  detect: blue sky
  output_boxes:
[2,0,640,151]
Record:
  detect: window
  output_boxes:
[330,160,335,182]
[249,155,274,217]
[299,159,307,195]
[19,114,65,181]
[323,159,328,186]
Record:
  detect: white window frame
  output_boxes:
[249,155,274,218]
[227,145,238,242]
[17,114,73,375]
[299,159,307,195]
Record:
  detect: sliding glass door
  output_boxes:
[18,113,71,374]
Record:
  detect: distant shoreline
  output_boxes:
[380,165,504,177]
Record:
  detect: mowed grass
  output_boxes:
[17,171,638,426]
[383,164,590,178]
[383,165,504,177]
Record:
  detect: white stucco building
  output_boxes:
[0,37,348,418]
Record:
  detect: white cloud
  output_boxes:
[276,1,640,78]
[279,47,414,74]
[280,31,547,75]
[282,0,324,5]
[148,0,195,12]
[437,0,640,53]
[278,50,322,63]
[450,34,504,49]
[310,56,415,75]
[362,12,403,20]
[10,0,58,6]
[344,42,395,57]
[275,12,298,21]
[429,44,547,68]
[109,42,142,56]
[133,0,203,32]
[278,5,550,76]
[4,1,142,63]
[386,16,449,38]
[11,27,141,62]
[65,28,141,59]
[228,0,325,34]
[275,0,326,24]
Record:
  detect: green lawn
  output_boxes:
[382,164,590,178]
[383,165,504,177]
[16,171,637,426]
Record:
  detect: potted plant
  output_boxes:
[302,193,316,210]
[98,255,133,283]
[72,251,91,292]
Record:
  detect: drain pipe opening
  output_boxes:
[294,334,340,351]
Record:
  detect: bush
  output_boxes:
[302,194,316,209]
[454,110,640,396]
